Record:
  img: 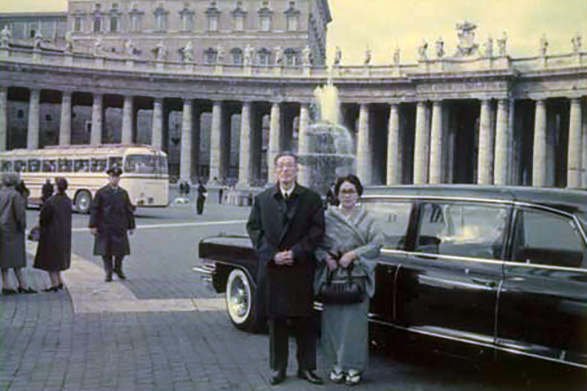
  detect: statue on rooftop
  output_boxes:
[484,36,494,58]
[417,40,428,61]
[435,37,444,58]
[33,31,43,50]
[333,46,342,66]
[393,46,401,65]
[364,47,372,66]
[125,39,136,57]
[540,34,549,57]
[274,45,283,66]
[571,32,582,53]
[302,45,312,66]
[93,37,104,56]
[216,44,225,64]
[0,25,12,49]
[153,41,167,61]
[244,44,254,66]
[180,41,194,63]
[497,31,508,56]
[64,32,74,53]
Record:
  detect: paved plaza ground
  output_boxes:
[0,194,583,391]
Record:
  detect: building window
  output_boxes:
[93,16,102,32]
[285,1,299,31]
[258,1,272,31]
[74,16,83,32]
[129,8,142,32]
[154,6,168,31]
[204,48,217,64]
[180,8,195,31]
[231,48,243,65]
[258,48,270,66]
[110,16,119,32]
[206,2,220,32]
[232,1,246,32]
[284,48,297,66]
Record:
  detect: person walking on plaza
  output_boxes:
[33,178,72,292]
[89,167,135,282]
[196,179,207,215]
[41,178,54,205]
[0,174,36,294]
[314,175,383,386]
[246,151,325,386]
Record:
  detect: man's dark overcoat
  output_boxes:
[246,184,324,318]
[34,193,72,272]
[89,185,136,257]
[0,187,27,268]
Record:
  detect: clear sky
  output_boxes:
[1,0,586,64]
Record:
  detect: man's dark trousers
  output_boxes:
[269,317,316,372]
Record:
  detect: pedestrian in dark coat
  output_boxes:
[0,174,36,295]
[34,178,72,292]
[196,180,207,215]
[89,167,135,282]
[246,152,325,386]
[41,178,54,204]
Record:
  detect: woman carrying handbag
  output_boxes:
[314,175,383,386]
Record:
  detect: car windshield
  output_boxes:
[124,154,159,174]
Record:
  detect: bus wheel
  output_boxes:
[75,190,92,214]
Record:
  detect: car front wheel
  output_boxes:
[225,268,262,332]
[75,190,92,214]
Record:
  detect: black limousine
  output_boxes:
[195,185,587,372]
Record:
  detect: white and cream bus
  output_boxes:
[0,144,169,213]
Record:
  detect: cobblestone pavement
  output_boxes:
[1,201,581,391]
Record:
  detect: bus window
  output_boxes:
[42,159,57,172]
[0,160,12,172]
[74,159,90,173]
[109,156,123,170]
[28,159,41,172]
[91,158,107,173]
[159,156,168,175]
[14,160,27,172]
[125,154,157,174]
[58,158,72,172]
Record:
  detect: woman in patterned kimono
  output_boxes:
[315,174,383,386]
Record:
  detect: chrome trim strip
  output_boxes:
[501,260,587,274]
[368,320,587,369]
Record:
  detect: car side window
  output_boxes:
[513,208,585,268]
[416,202,509,259]
[363,201,412,249]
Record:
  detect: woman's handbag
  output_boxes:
[317,267,364,304]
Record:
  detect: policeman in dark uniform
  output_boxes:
[89,167,136,282]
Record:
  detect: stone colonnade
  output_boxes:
[0,86,586,188]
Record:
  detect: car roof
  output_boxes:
[364,185,587,215]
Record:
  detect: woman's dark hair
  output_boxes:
[334,174,363,197]
[55,177,68,193]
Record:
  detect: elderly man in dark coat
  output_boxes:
[34,177,72,292]
[246,152,325,386]
[0,174,36,294]
[89,167,135,282]
[41,178,54,205]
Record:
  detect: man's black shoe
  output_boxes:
[115,270,126,280]
[269,369,286,385]
[105,273,113,282]
[297,369,323,385]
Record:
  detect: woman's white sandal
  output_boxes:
[345,370,362,386]
[329,368,345,384]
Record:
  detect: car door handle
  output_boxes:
[471,278,497,288]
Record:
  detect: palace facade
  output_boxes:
[0,4,586,189]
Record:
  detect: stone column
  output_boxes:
[121,95,134,145]
[582,100,587,188]
[90,93,103,146]
[238,102,252,186]
[179,98,193,183]
[493,99,510,185]
[386,103,401,185]
[413,101,429,184]
[151,98,163,149]
[532,99,547,187]
[267,103,281,183]
[429,100,444,184]
[477,99,493,185]
[357,104,371,184]
[297,103,310,186]
[27,89,40,149]
[0,87,7,151]
[58,91,72,146]
[567,97,583,188]
[209,101,223,182]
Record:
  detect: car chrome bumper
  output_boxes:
[193,262,216,288]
